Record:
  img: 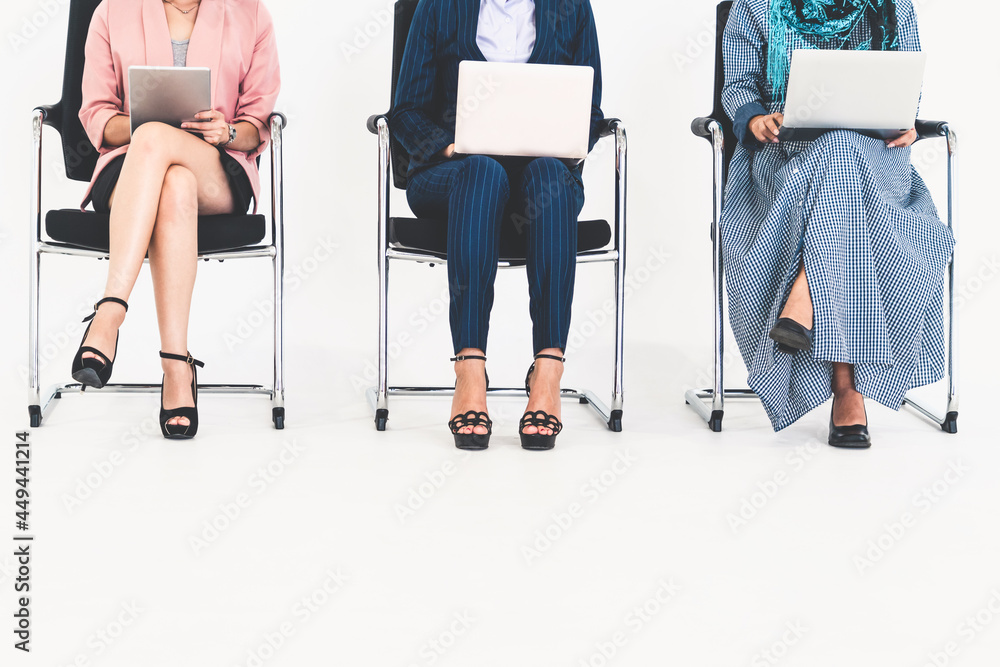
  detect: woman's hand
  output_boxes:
[182,110,231,146]
[750,113,784,144]
[440,143,456,159]
[886,128,917,148]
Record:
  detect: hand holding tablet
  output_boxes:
[181,110,232,146]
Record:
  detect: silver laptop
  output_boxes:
[128,66,211,135]
[779,50,926,142]
[454,61,594,160]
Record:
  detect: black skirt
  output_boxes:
[88,147,255,214]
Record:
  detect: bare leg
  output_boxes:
[779,262,814,329]
[522,347,564,436]
[81,123,235,367]
[147,165,221,427]
[832,363,867,426]
[452,348,489,435]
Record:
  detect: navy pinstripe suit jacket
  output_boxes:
[391,0,605,176]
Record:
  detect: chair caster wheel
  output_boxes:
[942,412,958,434]
[709,410,724,433]
[272,407,285,430]
[608,410,623,433]
[29,405,42,428]
[375,409,389,432]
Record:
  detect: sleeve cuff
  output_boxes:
[411,130,456,169]
[233,115,269,157]
[733,102,768,150]
[85,107,126,151]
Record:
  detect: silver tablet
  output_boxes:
[128,66,211,136]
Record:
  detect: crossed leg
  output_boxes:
[81,123,238,426]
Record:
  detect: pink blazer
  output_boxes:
[80,0,280,213]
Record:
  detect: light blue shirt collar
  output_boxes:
[476,0,536,64]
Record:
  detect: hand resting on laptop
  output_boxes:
[748,112,917,148]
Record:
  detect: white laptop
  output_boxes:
[454,61,594,160]
[128,66,211,136]
[779,50,926,142]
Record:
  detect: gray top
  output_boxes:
[171,39,190,68]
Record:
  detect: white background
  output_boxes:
[1,0,999,665]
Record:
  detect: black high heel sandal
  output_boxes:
[520,354,565,451]
[828,397,871,449]
[769,317,813,354]
[448,355,492,451]
[159,352,205,440]
[71,297,129,388]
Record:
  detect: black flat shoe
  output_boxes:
[769,317,813,354]
[828,399,871,449]
[159,352,205,440]
[71,297,128,388]
[449,355,492,450]
[520,354,565,451]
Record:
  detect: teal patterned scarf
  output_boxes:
[768,0,899,106]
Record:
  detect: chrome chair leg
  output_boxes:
[374,117,391,431]
[686,120,728,432]
[271,244,285,430]
[270,114,286,430]
[608,123,628,432]
[28,250,42,428]
[902,125,960,433]
[28,109,44,428]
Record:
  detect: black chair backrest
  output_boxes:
[712,1,738,182]
[43,0,104,183]
[389,0,421,190]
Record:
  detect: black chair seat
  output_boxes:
[390,217,612,263]
[45,209,267,254]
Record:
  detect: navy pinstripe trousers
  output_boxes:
[407,155,585,354]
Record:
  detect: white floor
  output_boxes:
[9,340,999,667]
[2,0,997,659]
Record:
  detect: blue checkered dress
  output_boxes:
[721,0,956,431]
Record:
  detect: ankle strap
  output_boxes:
[159,351,205,368]
[451,355,487,362]
[534,354,565,363]
[83,297,128,322]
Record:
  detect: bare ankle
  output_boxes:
[162,361,192,379]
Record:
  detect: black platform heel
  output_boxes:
[71,297,129,388]
[448,355,492,451]
[828,398,871,449]
[159,352,205,440]
[769,317,813,354]
[520,354,565,451]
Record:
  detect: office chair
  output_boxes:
[687,1,959,434]
[365,0,628,433]
[28,0,288,429]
